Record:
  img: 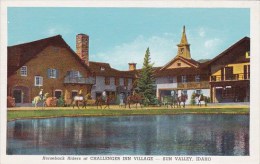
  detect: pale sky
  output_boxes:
[8,8,250,70]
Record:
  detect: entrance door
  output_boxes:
[71,91,78,99]
[225,67,233,80]
[55,90,62,99]
[13,90,22,103]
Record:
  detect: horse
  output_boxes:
[94,95,114,109]
[72,95,87,109]
[196,94,208,107]
[125,93,144,109]
[32,93,49,108]
[163,94,179,108]
[177,93,188,108]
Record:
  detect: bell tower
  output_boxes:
[176,26,191,59]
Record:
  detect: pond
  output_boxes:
[7,114,249,155]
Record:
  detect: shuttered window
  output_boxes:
[35,76,43,86]
[47,68,59,78]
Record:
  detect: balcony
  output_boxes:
[64,76,95,85]
[177,81,210,89]
[210,73,250,82]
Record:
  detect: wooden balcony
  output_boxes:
[177,81,210,89]
[64,76,95,85]
[210,73,249,82]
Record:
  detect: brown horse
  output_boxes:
[196,94,208,107]
[95,95,114,109]
[177,93,188,108]
[125,94,144,109]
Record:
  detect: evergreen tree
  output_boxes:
[136,47,156,105]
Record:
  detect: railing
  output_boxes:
[210,73,250,82]
[177,81,210,89]
[64,76,95,85]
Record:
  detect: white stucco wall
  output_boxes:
[91,76,133,99]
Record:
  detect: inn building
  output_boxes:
[7,35,95,105]
[207,37,250,103]
[154,26,211,104]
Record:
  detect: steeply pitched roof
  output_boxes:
[206,37,250,66]
[159,56,200,71]
[89,61,136,78]
[178,26,189,46]
[8,35,93,77]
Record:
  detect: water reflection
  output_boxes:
[7,115,249,155]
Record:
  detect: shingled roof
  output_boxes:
[8,35,93,77]
[89,61,136,78]
[206,37,250,66]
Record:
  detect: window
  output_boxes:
[20,66,27,76]
[246,51,250,58]
[181,75,187,83]
[69,71,81,78]
[196,90,201,95]
[124,78,128,86]
[48,68,58,78]
[195,75,200,82]
[35,76,43,86]
[182,90,187,95]
[177,63,181,67]
[115,78,119,86]
[105,77,110,85]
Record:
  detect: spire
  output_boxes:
[180,25,189,45]
[176,25,191,59]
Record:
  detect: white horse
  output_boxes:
[32,93,49,108]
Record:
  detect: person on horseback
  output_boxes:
[39,89,44,100]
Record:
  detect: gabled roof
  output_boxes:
[154,67,208,77]
[206,37,250,66]
[160,56,200,71]
[89,61,136,78]
[8,35,93,77]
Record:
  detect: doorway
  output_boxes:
[55,90,62,99]
[13,90,22,103]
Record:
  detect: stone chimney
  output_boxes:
[128,63,137,71]
[76,34,89,65]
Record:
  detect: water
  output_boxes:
[7,115,249,155]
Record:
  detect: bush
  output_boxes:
[190,92,196,106]
[57,94,65,107]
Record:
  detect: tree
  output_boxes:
[136,47,156,105]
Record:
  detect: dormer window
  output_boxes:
[20,66,27,76]
[246,51,250,58]
[100,67,105,71]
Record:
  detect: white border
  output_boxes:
[1,1,260,164]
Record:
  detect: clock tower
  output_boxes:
[177,26,191,59]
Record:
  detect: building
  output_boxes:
[89,61,136,100]
[75,34,136,101]
[7,35,95,105]
[208,37,250,103]
[154,26,210,104]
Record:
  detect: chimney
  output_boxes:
[128,63,137,71]
[76,34,89,65]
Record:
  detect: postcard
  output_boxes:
[0,0,260,164]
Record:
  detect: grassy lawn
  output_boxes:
[7,106,249,121]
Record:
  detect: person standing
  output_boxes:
[39,89,44,100]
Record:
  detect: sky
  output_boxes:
[8,8,250,70]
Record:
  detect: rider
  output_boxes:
[39,89,44,100]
